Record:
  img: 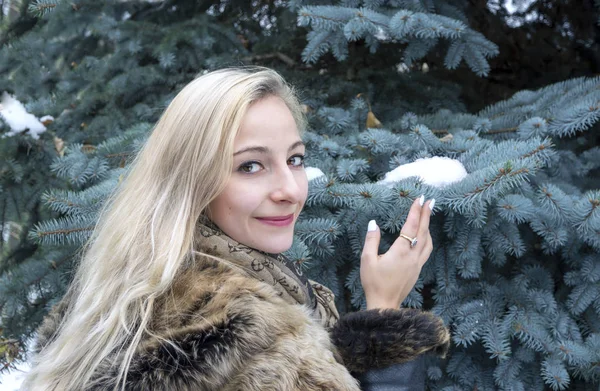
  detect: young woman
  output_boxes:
[24,67,449,390]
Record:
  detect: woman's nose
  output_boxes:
[270,167,303,203]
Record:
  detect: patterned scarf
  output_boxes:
[194,217,339,329]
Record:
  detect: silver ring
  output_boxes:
[400,233,418,248]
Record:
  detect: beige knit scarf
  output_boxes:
[195,217,339,329]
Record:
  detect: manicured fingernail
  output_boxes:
[419,195,425,206]
[429,199,436,211]
[368,220,378,232]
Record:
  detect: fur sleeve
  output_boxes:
[329,308,450,374]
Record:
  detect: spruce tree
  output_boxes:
[1,1,599,389]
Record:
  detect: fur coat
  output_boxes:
[35,253,450,390]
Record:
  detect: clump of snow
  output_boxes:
[396,63,410,73]
[305,166,325,181]
[39,115,54,123]
[0,92,47,139]
[0,360,30,390]
[0,336,34,391]
[378,156,468,188]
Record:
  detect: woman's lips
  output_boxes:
[256,214,294,227]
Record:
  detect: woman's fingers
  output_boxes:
[389,196,423,256]
[361,220,381,263]
[360,200,435,310]
[418,199,433,241]
[420,231,433,267]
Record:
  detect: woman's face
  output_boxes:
[207,95,308,254]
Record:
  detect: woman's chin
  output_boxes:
[253,237,293,254]
[260,244,292,254]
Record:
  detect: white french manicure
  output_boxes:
[429,198,436,211]
[419,195,425,207]
[368,220,378,232]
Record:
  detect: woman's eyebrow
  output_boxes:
[233,140,305,156]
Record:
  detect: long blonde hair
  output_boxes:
[23,67,306,391]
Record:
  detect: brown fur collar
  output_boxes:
[35,255,449,390]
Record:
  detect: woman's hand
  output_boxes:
[360,196,435,310]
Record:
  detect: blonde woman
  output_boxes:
[24,67,449,391]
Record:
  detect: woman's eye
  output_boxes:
[238,162,262,173]
[289,154,305,167]
[238,155,304,174]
